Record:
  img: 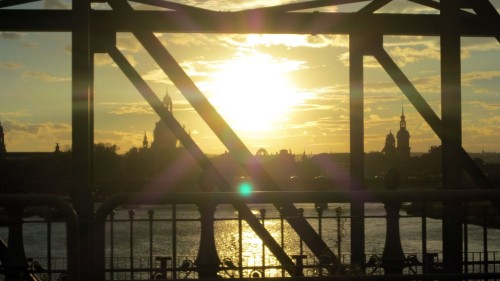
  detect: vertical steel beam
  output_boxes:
[373,48,494,190]
[72,0,93,280]
[349,33,365,269]
[106,1,340,270]
[106,46,298,276]
[441,0,463,273]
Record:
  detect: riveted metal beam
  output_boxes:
[0,10,494,37]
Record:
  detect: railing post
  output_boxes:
[260,208,266,277]
[195,202,221,278]
[382,169,406,275]
[441,0,463,274]
[3,205,29,281]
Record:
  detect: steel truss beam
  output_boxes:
[104,45,297,276]
[373,48,495,190]
[106,0,342,272]
[0,10,493,36]
[1,1,498,279]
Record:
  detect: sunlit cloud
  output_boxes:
[462,71,500,86]
[94,129,146,153]
[388,46,440,66]
[43,0,70,9]
[117,34,143,53]
[2,120,71,152]
[94,54,114,66]
[178,0,297,11]
[222,34,347,49]
[22,71,70,82]
[462,38,500,52]
[142,69,170,84]
[0,62,24,70]
[100,102,154,116]
[464,100,500,111]
[378,1,439,14]
[22,42,39,48]
[0,110,33,118]
[0,32,25,40]
[159,34,222,47]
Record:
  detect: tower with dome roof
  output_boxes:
[396,104,411,158]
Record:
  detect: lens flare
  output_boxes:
[238,181,253,197]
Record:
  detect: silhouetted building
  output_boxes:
[396,105,411,158]
[151,91,177,153]
[0,121,6,154]
[382,130,396,156]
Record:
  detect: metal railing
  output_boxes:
[0,195,78,281]
[0,191,499,280]
[92,190,500,280]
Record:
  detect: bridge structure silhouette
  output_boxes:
[0,0,499,280]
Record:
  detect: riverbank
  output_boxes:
[402,201,500,229]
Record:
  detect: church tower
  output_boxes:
[0,121,6,154]
[142,132,149,149]
[382,130,396,156]
[151,90,177,152]
[396,104,411,158]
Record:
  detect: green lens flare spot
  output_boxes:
[238,182,253,197]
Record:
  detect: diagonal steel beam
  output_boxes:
[129,0,215,13]
[237,0,368,13]
[373,47,496,190]
[0,0,40,8]
[468,0,500,43]
[107,47,214,181]
[409,0,477,19]
[106,46,298,275]
[107,0,341,270]
[357,0,392,14]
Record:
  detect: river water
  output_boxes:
[1,202,499,278]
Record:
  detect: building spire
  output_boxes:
[400,99,406,128]
[401,98,405,119]
[143,131,149,149]
[163,87,173,112]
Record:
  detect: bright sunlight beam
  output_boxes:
[208,53,302,132]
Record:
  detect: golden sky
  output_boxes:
[0,0,499,155]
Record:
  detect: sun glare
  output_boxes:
[209,53,301,132]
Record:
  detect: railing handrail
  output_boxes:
[94,190,500,208]
[0,194,79,281]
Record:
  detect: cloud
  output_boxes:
[0,62,25,70]
[0,110,33,118]
[221,34,347,49]
[388,46,440,66]
[462,37,500,53]
[377,1,438,14]
[22,71,70,82]
[159,34,222,47]
[101,100,195,116]
[0,32,24,40]
[2,120,71,152]
[94,54,114,66]
[94,129,144,153]
[142,68,170,84]
[43,0,69,9]
[462,71,500,86]
[464,100,500,112]
[117,35,143,53]
[100,102,155,115]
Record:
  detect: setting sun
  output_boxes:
[208,53,303,132]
